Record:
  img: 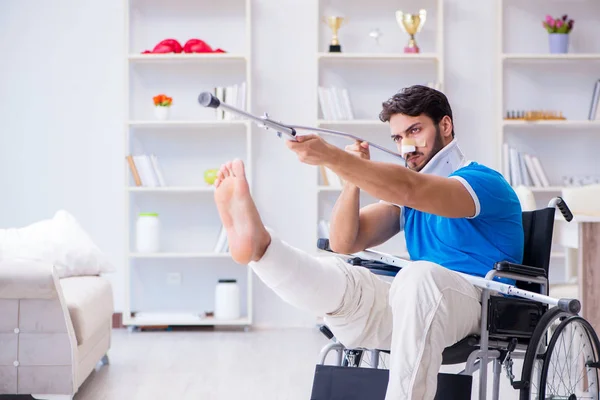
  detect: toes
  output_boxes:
[220,164,230,178]
[214,178,221,188]
[231,159,245,177]
[225,161,234,177]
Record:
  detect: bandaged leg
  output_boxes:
[386,261,482,400]
[249,230,394,350]
[213,158,392,349]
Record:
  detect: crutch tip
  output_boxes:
[558,298,581,314]
[198,92,220,108]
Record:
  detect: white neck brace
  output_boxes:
[416,138,469,177]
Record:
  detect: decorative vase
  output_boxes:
[548,33,569,54]
[154,106,170,120]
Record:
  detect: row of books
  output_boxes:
[502,144,550,188]
[318,86,354,121]
[213,82,247,121]
[319,165,345,187]
[214,225,229,253]
[317,81,441,122]
[127,154,167,187]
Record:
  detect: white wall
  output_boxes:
[2,0,592,327]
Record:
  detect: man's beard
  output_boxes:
[408,125,445,172]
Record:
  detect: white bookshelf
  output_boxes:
[315,0,443,257]
[123,0,253,329]
[496,0,600,277]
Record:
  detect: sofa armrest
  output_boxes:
[0,259,60,299]
[0,258,78,396]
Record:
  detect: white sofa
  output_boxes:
[0,258,113,399]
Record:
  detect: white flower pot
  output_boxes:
[154,106,171,120]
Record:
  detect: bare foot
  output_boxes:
[214,159,271,264]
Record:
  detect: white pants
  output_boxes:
[249,230,482,400]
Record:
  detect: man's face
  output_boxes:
[389,113,449,172]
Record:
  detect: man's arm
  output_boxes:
[326,148,477,219]
[329,183,401,254]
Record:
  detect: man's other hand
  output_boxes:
[345,140,370,160]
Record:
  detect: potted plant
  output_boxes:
[543,14,574,54]
[153,94,173,120]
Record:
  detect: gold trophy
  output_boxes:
[396,9,426,53]
[324,16,345,52]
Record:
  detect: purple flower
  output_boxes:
[562,14,568,21]
[568,20,574,30]
[556,19,564,28]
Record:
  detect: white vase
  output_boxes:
[154,106,171,120]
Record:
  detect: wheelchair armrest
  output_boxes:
[493,261,547,278]
[317,238,332,252]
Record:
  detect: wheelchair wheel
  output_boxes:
[520,307,600,400]
[537,316,600,400]
[520,307,569,400]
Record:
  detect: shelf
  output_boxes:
[129,252,230,259]
[526,186,564,193]
[503,120,600,127]
[128,186,215,193]
[128,53,248,63]
[318,52,439,61]
[125,312,249,326]
[317,119,385,126]
[128,120,250,129]
[503,53,600,61]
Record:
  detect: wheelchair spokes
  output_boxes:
[536,316,600,400]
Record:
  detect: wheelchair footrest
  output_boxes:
[310,365,472,400]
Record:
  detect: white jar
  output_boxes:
[214,279,240,320]
[136,213,160,253]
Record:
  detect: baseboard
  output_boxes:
[112,312,124,328]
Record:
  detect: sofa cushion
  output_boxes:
[59,276,113,345]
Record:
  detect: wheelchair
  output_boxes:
[314,197,600,400]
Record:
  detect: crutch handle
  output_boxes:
[558,298,581,314]
[198,92,221,108]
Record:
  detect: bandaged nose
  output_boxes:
[401,138,426,156]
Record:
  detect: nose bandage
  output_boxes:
[401,138,426,156]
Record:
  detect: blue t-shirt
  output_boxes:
[403,162,524,278]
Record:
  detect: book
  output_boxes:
[318,86,354,121]
[213,82,246,121]
[503,144,549,188]
[127,154,167,187]
[588,79,600,121]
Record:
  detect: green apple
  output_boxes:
[204,168,218,185]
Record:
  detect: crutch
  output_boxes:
[197,92,411,162]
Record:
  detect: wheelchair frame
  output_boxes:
[315,198,593,400]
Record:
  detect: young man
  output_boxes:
[213,85,524,399]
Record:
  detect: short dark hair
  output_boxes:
[379,85,455,138]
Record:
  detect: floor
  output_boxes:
[1,327,525,400]
[74,327,329,400]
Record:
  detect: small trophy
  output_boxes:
[324,16,345,52]
[369,28,383,46]
[396,9,426,53]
